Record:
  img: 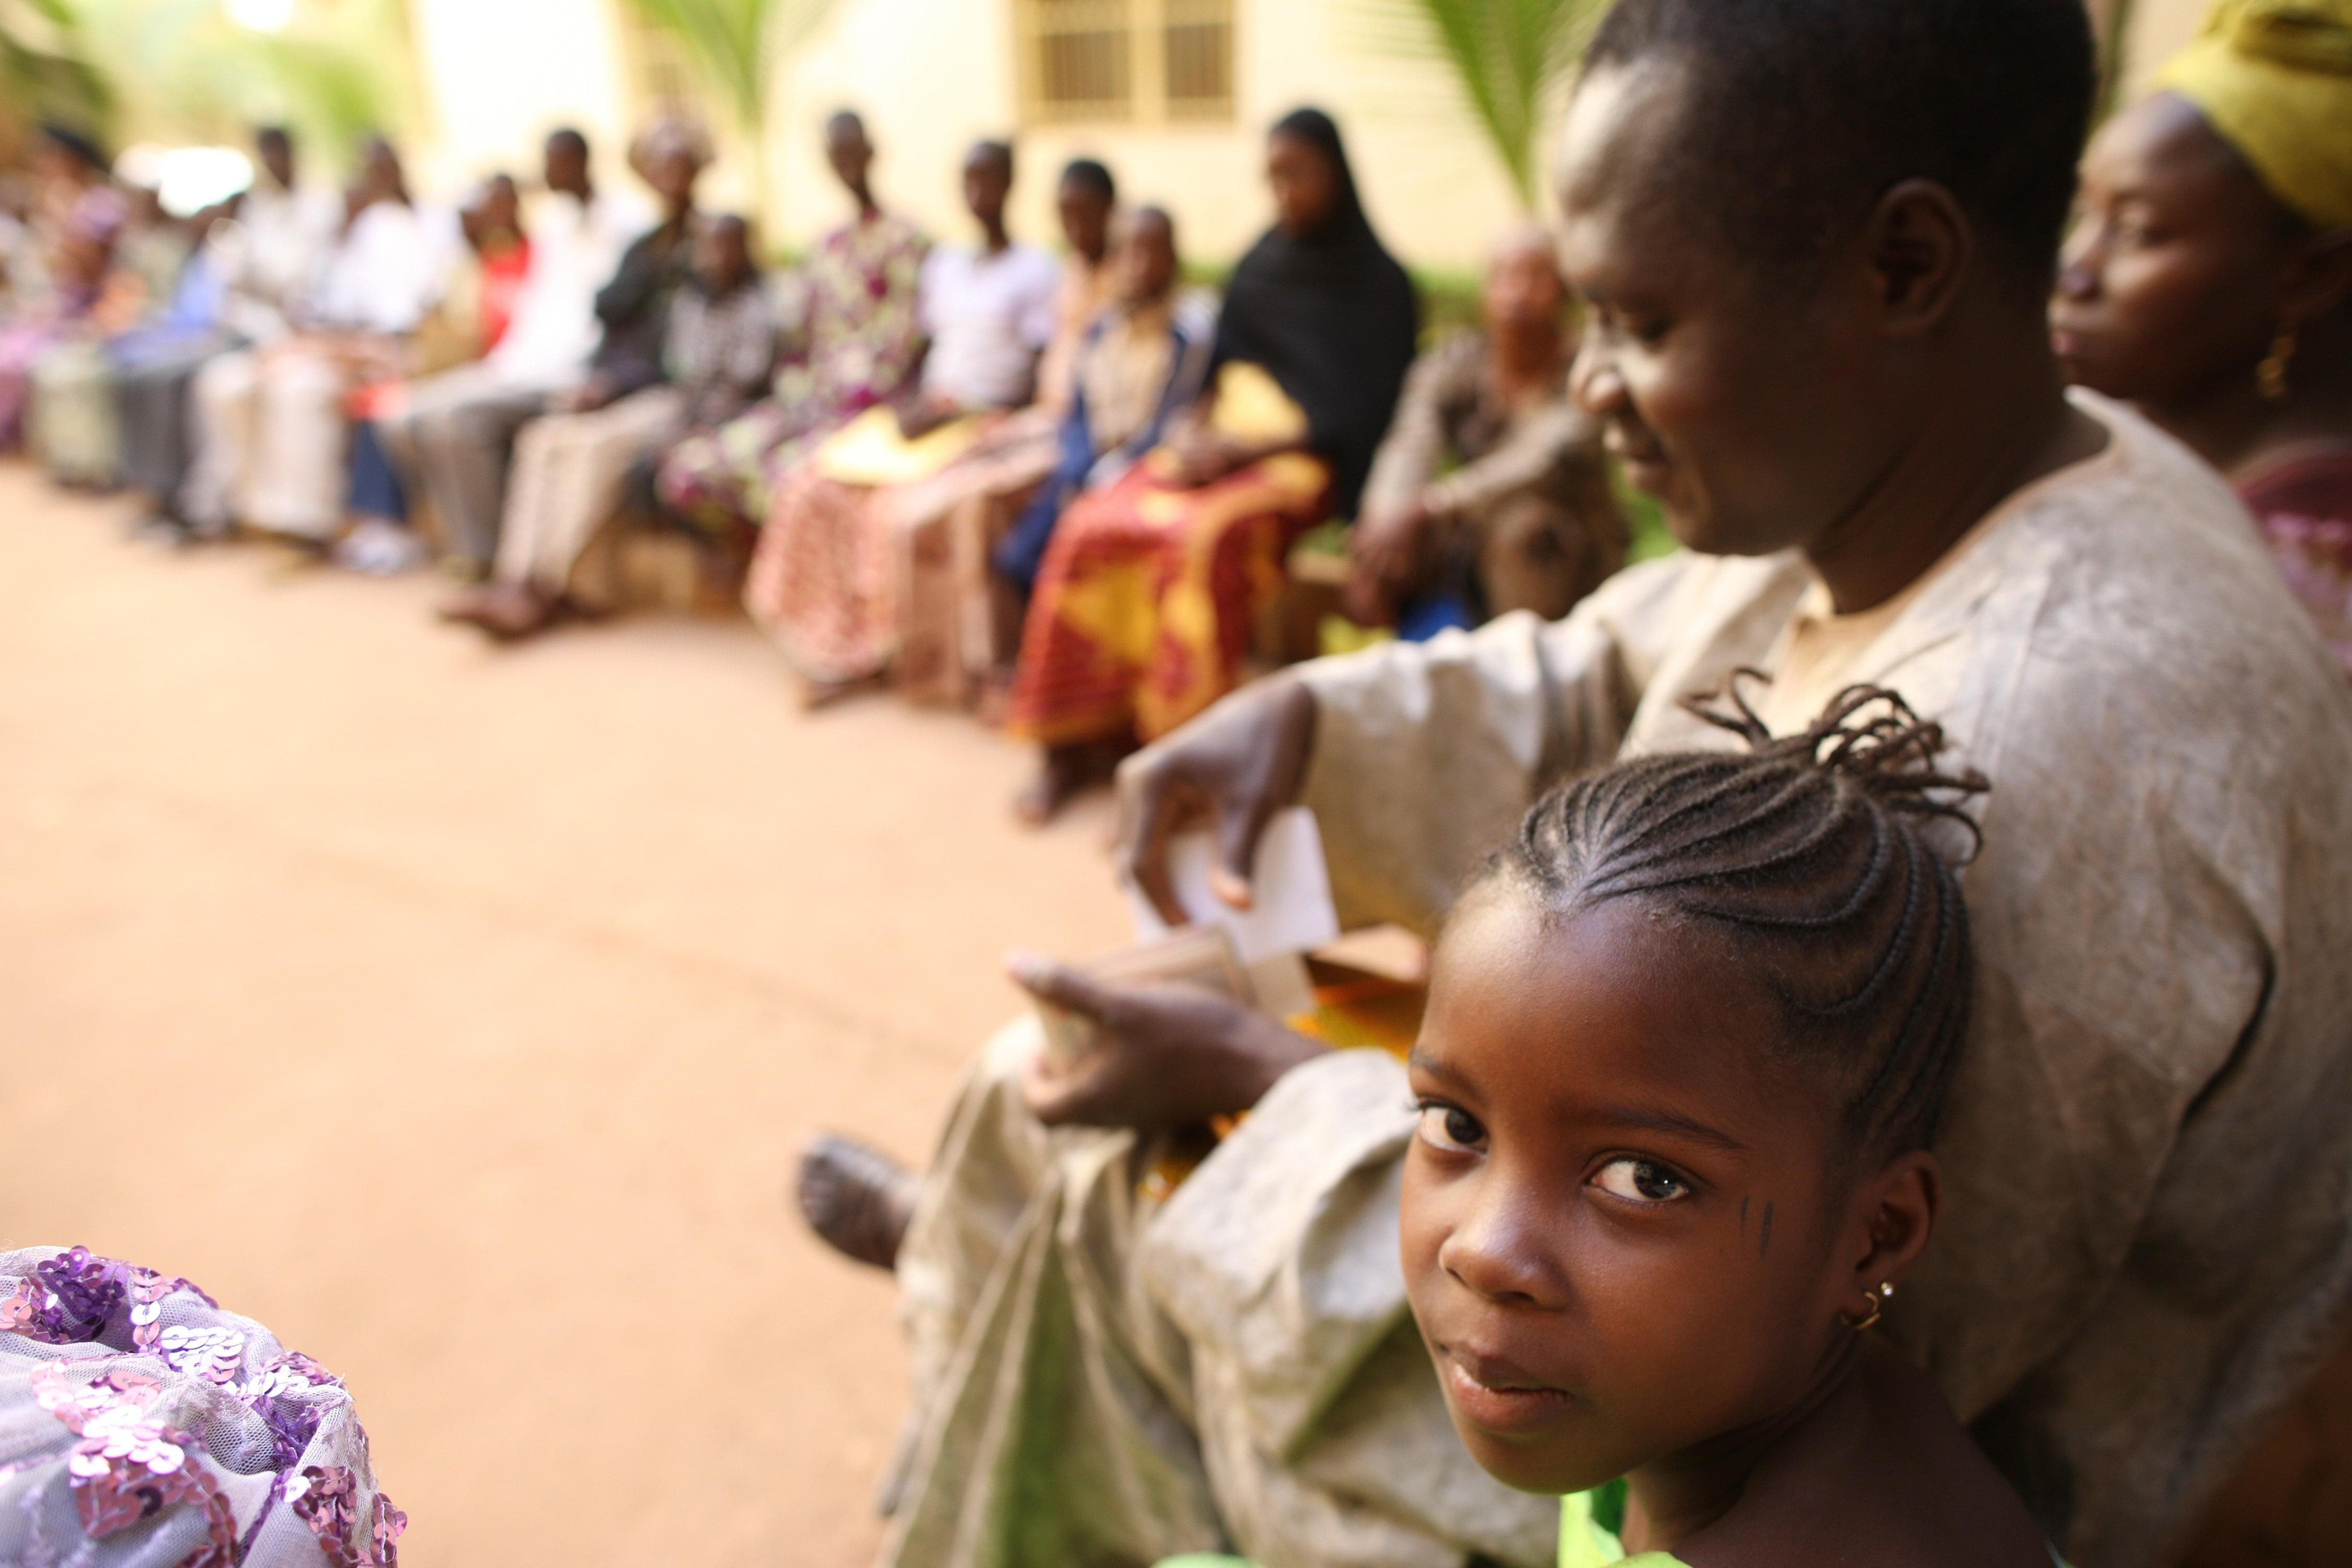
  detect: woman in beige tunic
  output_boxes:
[800,4,2352,1566]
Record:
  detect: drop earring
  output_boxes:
[2258,325,2299,404]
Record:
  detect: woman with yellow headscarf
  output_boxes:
[2053,0,2352,674]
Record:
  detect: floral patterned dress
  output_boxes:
[654,208,926,534]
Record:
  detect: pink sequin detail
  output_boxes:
[67,1422,239,1568]
[290,1466,406,1568]
[31,1361,165,1435]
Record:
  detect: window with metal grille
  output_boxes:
[1014,0,1235,125]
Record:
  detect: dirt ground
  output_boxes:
[0,461,1135,1566]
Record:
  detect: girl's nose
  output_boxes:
[1570,340,1627,419]
[1438,1182,1570,1310]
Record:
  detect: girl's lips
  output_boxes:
[1605,429,1670,493]
[1440,1351,1578,1438]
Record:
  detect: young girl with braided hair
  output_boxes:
[1402,681,2054,1568]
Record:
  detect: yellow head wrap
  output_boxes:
[2155,0,2352,230]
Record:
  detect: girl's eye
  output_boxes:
[1592,1158,1689,1204]
[1414,1102,1486,1154]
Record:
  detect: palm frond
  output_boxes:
[622,0,836,134]
[0,0,113,133]
[1347,0,1606,207]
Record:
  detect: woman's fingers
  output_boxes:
[1115,758,1194,926]
[1006,950,1120,1023]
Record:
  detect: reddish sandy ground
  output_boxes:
[0,462,1132,1566]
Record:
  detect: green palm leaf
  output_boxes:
[1,0,113,134]
[1350,0,1607,208]
[621,0,837,134]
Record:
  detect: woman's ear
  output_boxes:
[1863,180,1974,337]
[2279,228,2352,329]
[1844,1148,1941,1308]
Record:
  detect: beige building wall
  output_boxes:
[402,0,672,203]
[2118,0,2210,97]
[766,0,1531,273]
[402,0,2208,272]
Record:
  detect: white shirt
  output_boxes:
[309,200,446,335]
[220,179,341,342]
[917,241,1061,410]
[489,188,657,385]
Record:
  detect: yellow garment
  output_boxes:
[1208,361,1309,444]
[811,405,983,486]
[2157,0,2352,230]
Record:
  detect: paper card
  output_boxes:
[1122,805,1341,965]
[1034,923,1255,1072]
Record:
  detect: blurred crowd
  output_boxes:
[0,107,1638,823]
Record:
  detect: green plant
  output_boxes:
[64,0,417,170]
[1,0,112,140]
[1349,0,1607,209]
[621,0,838,221]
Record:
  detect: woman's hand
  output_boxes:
[894,393,959,442]
[1165,423,1245,487]
[1114,676,1318,925]
[1010,953,1325,1129]
[1344,493,1436,626]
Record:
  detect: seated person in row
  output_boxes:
[987,205,1217,667]
[185,138,450,545]
[655,110,927,538]
[334,172,536,575]
[882,156,1123,709]
[1000,107,1420,821]
[442,212,777,637]
[1347,224,1628,635]
[797,3,2352,1564]
[2053,0,2352,673]
[0,124,128,453]
[743,143,1106,702]
[130,124,342,544]
[374,125,664,573]
[742,137,1064,702]
[28,179,193,489]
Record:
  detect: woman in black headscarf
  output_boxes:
[1002,108,1420,822]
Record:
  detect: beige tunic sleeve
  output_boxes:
[1293,553,1703,934]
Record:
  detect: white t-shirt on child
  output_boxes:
[917,241,1062,411]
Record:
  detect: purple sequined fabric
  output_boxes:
[1,1245,404,1568]
[0,1246,219,1346]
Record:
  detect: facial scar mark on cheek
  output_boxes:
[1760,1201,1774,1258]
[1740,1196,1749,1236]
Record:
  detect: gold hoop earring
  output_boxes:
[2258,325,2299,405]
[1842,1281,1895,1331]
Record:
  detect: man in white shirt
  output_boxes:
[896,140,1062,432]
[217,125,343,347]
[379,127,656,571]
[183,137,453,541]
[139,125,340,538]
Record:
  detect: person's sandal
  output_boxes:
[795,1134,920,1271]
